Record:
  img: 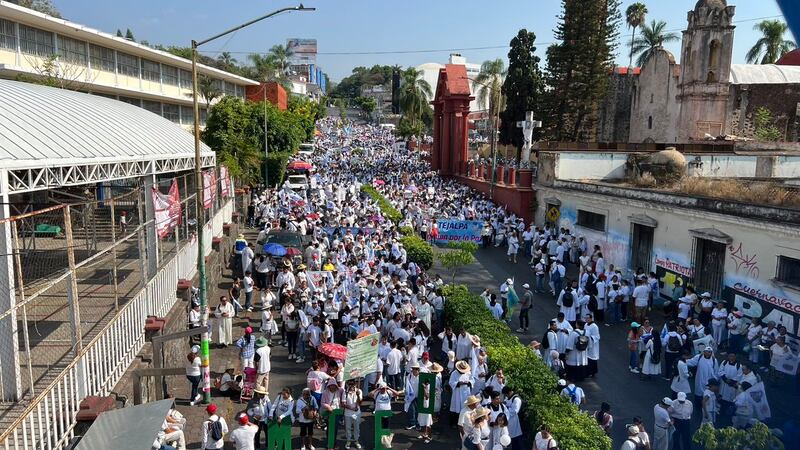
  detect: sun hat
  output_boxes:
[530,340,541,348]
[627,425,639,435]
[255,337,269,348]
[464,395,481,407]
[410,363,420,370]
[473,407,491,420]
[455,360,471,374]
[254,385,268,395]
[470,335,481,346]
[430,363,444,373]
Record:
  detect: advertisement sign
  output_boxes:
[152,180,182,239]
[287,38,317,65]
[434,219,483,244]
[343,332,380,381]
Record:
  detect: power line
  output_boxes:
[198,14,783,58]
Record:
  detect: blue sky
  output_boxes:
[57,0,788,81]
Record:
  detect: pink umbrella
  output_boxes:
[318,342,348,360]
[374,179,386,186]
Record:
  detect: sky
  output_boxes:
[56,0,789,81]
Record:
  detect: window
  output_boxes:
[576,209,606,232]
[142,100,161,115]
[118,96,141,107]
[709,40,721,69]
[649,93,654,104]
[89,44,115,72]
[648,116,653,130]
[706,71,717,83]
[180,105,194,125]
[162,64,178,86]
[141,59,160,82]
[223,80,235,97]
[117,52,139,78]
[161,103,179,123]
[179,69,192,88]
[212,79,223,92]
[0,19,16,51]
[236,84,245,98]
[19,24,53,56]
[57,35,86,65]
[200,108,208,125]
[776,256,800,288]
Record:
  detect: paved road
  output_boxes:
[445,242,799,448]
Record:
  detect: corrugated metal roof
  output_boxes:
[0,79,213,170]
[729,64,800,85]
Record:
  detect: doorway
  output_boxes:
[631,223,654,273]
[692,238,726,298]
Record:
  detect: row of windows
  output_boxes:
[108,94,207,125]
[0,18,245,95]
[555,205,800,290]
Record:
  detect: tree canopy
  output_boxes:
[329,65,395,98]
[499,29,544,152]
[746,20,796,64]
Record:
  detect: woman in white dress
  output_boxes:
[215,297,235,346]
[490,413,511,449]
[506,231,519,263]
[641,333,663,379]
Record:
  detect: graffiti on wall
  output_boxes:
[654,254,694,300]
[723,274,800,343]
[728,242,760,279]
[558,207,631,275]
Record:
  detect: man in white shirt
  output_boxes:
[255,337,271,389]
[560,382,585,408]
[384,341,404,390]
[669,392,692,450]
[201,404,229,450]
[230,414,257,450]
[632,279,651,323]
[652,398,673,450]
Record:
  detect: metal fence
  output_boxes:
[0,169,235,449]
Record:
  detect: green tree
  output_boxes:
[395,116,424,140]
[625,2,648,68]
[267,44,293,75]
[197,75,222,109]
[693,422,784,450]
[17,0,60,18]
[746,20,796,64]
[330,65,395,99]
[353,96,377,117]
[753,106,783,141]
[216,52,237,72]
[116,29,123,38]
[630,20,679,67]
[499,29,544,156]
[543,0,622,141]
[438,241,478,282]
[125,28,135,42]
[398,67,433,128]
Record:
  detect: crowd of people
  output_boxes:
[156,116,792,450]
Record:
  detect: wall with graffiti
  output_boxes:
[536,186,800,340]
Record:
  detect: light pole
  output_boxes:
[191,3,315,405]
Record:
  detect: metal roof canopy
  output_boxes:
[74,399,174,450]
[0,79,215,194]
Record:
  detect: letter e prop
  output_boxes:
[325,408,344,448]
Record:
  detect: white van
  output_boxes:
[298,143,315,157]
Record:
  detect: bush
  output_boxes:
[398,226,415,236]
[443,284,611,450]
[360,185,402,224]
[693,422,783,450]
[264,152,290,188]
[400,235,434,271]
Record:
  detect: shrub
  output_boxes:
[693,422,783,450]
[360,185,402,224]
[444,284,611,450]
[398,226,415,236]
[264,152,290,187]
[400,235,434,270]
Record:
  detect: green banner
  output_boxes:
[343,332,380,381]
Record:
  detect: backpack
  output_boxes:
[209,418,224,441]
[561,291,574,307]
[551,267,562,283]
[588,295,598,312]
[626,438,645,450]
[566,386,578,404]
[667,335,682,352]
[575,331,589,351]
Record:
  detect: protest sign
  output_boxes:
[343,332,380,381]
[434,219,483,244]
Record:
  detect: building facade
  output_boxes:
[535,150,800,342]
[0,1,258,129]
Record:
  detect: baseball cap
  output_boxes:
[661,397,673,406]
[523,283,530,289]
[677,392,687,401]
[238,413,249,425]
[206,404,218,415]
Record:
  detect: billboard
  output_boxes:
[287,38,317,65]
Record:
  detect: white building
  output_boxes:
[0,0,258,129]
[416,53,487,114]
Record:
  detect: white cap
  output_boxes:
[701,292,712,298]
[523,283,530,289]
[662,397,674,406]
[677,392,687,401]
[506,278,513,284]
[191,345,200,353]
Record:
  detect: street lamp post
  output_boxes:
[191,3,315,405]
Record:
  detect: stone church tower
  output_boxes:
[676,0,736,141]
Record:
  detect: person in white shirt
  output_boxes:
[201,404,228,450]
[669,392,693,450]
[652,398,673,450]
[702,379,720,425]
[254,337,271,389]
[230,414,258,450]
[632,279,651,323]
[186,345,202,406]
[560,381,585,408]
[214,296,235,346]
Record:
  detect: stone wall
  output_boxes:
[728,83,800,141]
[597,72,635,143]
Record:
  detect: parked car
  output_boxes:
[287,174,309,193]
[261,230,307,266]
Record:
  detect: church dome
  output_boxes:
[694,0,726,11]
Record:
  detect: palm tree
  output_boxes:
[248,53,278,80]
[746,20,796,64]
[198,75,221,108]
[398,67,433,127]
[625,3,648,68]
[216,52,237,71]
[266,44,294,76]
[473,59,506,124]
[630,20,680,67]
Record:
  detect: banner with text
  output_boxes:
[203,169,217,210]
[152,180,182,239]
[435,219,483,244]
[343,332,380,381]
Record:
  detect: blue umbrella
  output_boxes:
[263,243,287,256]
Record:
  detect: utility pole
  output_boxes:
[190,3,314,405]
